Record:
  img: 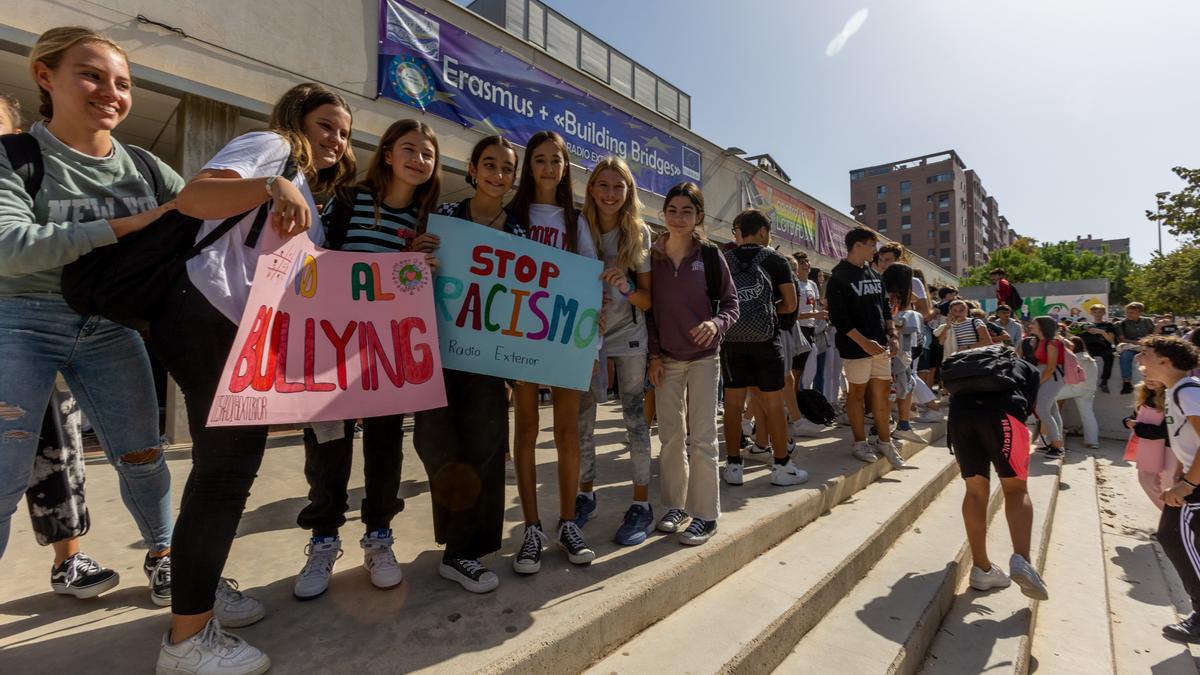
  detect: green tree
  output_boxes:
[962,240,1137,305]
[1146,167,1200,243]
[1127,245,1200,314]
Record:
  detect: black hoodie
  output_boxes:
[826,259,890,359]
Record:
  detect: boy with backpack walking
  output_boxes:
[720,210,806,486]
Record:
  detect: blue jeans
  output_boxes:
[1120,349,1137,381]
[0,295,172,559]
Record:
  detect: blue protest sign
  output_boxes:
[427,214,602,390]
[378,0,703,196]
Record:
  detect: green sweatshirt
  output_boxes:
[0,121,185,296]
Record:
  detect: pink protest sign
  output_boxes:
[206,234,446,426]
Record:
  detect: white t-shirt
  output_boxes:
[1167,376,1200,470]
[598,223,652,356]
[911,278,927,304]
[523,204,597,258]
[797,278,820,328]
[186,132,322,323]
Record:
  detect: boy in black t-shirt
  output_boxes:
[1080,303,1117,392]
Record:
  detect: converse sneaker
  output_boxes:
[613,504,655,546]
[1009,553,1049,600]
[790,418,825,438]
[558,520,596,565]
[851,440,879,463]
[874,440,907,469]
[156,616,270,675]
[722,461,744,486]
[743,441,773,463]
[214,578,265,628]
[678,517,717,546]
[361,529,403,589]
[771,460,809,486]
[657,508,690,533]
[513,522,548,574]
[145,552,172,607]
[440,557,499,594]
[294,536,342,600]
[969,564,1011,591]
[574,492,598,528]
[50,552,119,599]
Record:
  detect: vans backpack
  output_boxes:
[722,247,776,343]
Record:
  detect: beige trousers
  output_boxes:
[656,355,721,521]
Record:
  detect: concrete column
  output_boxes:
[163,94,240,446]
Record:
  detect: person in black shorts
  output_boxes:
[719,210,805,487]
[947,352,1049,600]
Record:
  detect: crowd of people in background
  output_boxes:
[4,26,1200,675]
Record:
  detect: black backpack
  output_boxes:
[941,344,1026,396]
[1008,284,1023,315]
[1172,380,1200,439]
[796,389,836,425]
[697,241,723,318]
[722,247,777,343]
[2,132,292,328]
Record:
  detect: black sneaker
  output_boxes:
[1164,612,1200,643]
[557,520,596,565]
[658,508,690,533]
[1099,381,1110,394]
[512,523,547,574]
[679,517,717,546]
[144,552,172,607]
[440,557,499,593]
[51,552,120,599]
[1121,381,1134,395]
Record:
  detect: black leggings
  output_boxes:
[297,416,406,537]
[413,369,507,560]
[151,280,267,615]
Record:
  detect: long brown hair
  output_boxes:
[30,26,128,120]
[583,156,645,270]
[352,119,441,230]
[268,83,357,196]
[507,130,579,252]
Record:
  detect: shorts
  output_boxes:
[721,337,786,392]
[949,408,1031,480]
[843,352,891,385]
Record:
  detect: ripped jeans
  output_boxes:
[0,295,172,560]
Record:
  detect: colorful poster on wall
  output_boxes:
[378,0,702,196]
[748,175,818,249]
[977,294,1109,319]
[818,213,854,260]
[207,234,446,427]
[427,215,603,391]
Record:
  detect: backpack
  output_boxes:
[1058,341,1087,385]
[1,132,293,328]
[722,247,777,343]
[1172,380,1200,439]
[941,344,1026,396]
[796,389,836,426]
[1008,284,1023,315]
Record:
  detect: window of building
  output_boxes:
[927,230,936,238]
[928,248,937,257]
[876,202,887,215]
[679,94,691,127]
[939,230,950,242]
[579,32,608,80]
[901,216,911,229]
[926,172,953,184]
[900,180,911,194]
[545,12,577,65]
[850,170,865,181]
[609,52,632,97]
[901,234,911,245]
[938,195,950,209]
[506,0,527,38]
[633,65,655,110]
[527,1,545,46]
[876,218,887,230]
[901,198,911,212]
[876,185,887,198]
[940,247,951,259]
[938,211,950,224]
[927,212,934,222]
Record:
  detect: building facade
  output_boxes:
[1075,235,1130,256]
[849,150,1015,275]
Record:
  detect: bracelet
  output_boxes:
[1183,477,1199,489]
[264,175,279,197]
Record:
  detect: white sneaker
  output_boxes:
[790,418,825,439]
[771,461,809,486]
[1009,553,1049,600]
[743,442,773,463]
[893,426,923,443]
[361,529,403,589]
[915,409,944,423]
[156,617,269,675]
[214,578,265,628]
[875,440,907,469]
[969,564,1012,591]
[851,440,879,463]
[723,462,744,486]
[294,536,342,600]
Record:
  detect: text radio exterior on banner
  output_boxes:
[378,0,703,196]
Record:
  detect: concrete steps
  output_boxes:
[585,438,956,675]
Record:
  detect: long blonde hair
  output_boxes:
[1134,382,1164,411]
[30,26,127,119]
[583,157,646,271]
[267,83,357,197]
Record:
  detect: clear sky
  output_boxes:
[494,0,1199,263]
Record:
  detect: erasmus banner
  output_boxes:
[818,213,854,260]
[427,215,602,391]
[378,0,702,195]
[749,175,818,249]
[207,234,446,427]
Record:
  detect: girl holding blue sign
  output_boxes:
[507,130,600,574]
[575,157,656,546]
[646,182,739,546]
